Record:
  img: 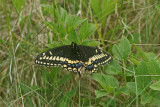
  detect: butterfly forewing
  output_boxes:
[35,45,71,66]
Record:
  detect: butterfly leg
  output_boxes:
[77,71,81,77]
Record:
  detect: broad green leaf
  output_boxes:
[92,74,119,92]
[60,7,67,22]
[149,90,160,105]
[128,33,139,44]
[72,16,87,28]
[125,65,134,76]
[65,15,73,31]
[136,61,152,89]
[141,92,152,105]
[118,86,129,95]
[135,45,148,61]
[86,23,96,39]
[129,57,139,65]
[148,59,160,80]
[112,36,131,60]
[92,74,107,91]
[67,29,80,43]
[103,74,119,88]
[145,52,157,60]
[126,82,143,95]
[150,81,160,91]
[104,60,122,75]
[95,90,108,98]
[79,21,96,41]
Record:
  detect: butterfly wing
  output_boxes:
[35,45,84,74]
[78,45,112,73]
[35,42,112,76]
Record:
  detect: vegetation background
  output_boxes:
[1,0,160,106]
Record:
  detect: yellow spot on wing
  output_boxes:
[46,56,49,59]
[49,56,53,60]
[53,56,56,60]
[43,56,46,59]
[96,49,98,53]
[87,58,92,65]
[63,64,67,68]
[60,57,64,61]
[49,51,53,55]
[94,64,97,67]
[73,68,77,71]
[68,67,72,71]
[56,56,59,61]
[68,60,71,63]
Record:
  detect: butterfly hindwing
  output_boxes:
[78,45,112,73]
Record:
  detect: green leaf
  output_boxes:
[126,82,143,95]
[104,60,122,75]
[112,36,131,60]
[135,45,148,61]
[86,23,96,38]
[136,61,152,89]
[60,7,67,22]
[67,29,80,43]
[150,81,160,91]
[95,90,108,98]
[145,52,157,60]
[141,92,152,105]
[92,74,119,92]
[149,90,160,105]
[147,59,160,80]
[72,16,87,28]
[129,57,139,65]
[79,21,96,41]
[128,33,139,44]
[118,86,129,95]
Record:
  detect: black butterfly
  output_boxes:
[35,42,112,76]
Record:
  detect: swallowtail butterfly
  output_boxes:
[35,42,112,76]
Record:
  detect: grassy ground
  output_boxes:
[1,0,160,106]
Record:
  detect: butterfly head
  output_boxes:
[71,42,78,50]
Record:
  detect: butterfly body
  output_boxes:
[35,42,112,76]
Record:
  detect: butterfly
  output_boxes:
[35,42,112,76]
